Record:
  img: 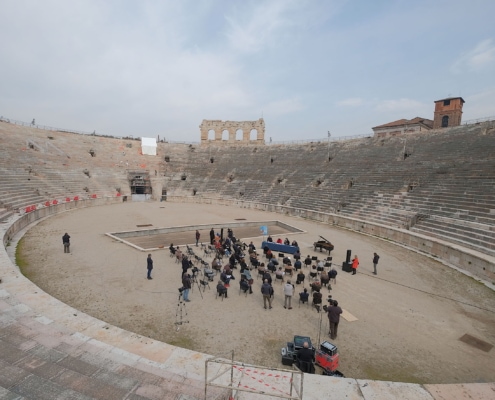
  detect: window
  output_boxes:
[441,115,449,127]
[443,100,450,106]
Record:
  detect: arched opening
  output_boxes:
[208,129,215,140]
[235,129,243,141]
[222,130,229,141]
[441,115,449,128]
[250,129,258,141]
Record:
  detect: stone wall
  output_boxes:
[199,118,265,145]
[166,195,495,284]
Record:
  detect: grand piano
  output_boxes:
[313,235,334,254]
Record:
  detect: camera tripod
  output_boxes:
[174,292,189,331]
[190,268,204,299]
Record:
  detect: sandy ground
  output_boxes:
[17,201,495,384]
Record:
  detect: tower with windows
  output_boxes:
[433,97,465,129]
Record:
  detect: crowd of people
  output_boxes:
[144,230,380,371]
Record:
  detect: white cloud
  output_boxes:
[263,97,305,117]
[375,98,424,113]
[451,39,495,73]
[337,98,364,107]
[463,88,495,120]
[224,0,314,54]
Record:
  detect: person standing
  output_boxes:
[195,230,200,246]
[209,228,215,245]
[372,252,380,275]
[181,256,190,278]
[327,300,343,340]
[261,279,272,309]
[182,272,191,302]
[62,233,71,253]
[283,280,294,309]
[351,255,359,275]
[146,254,153,280]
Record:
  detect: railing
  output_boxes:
[463,116,495,125]
[2,114,493,147]
[267,133,372,145]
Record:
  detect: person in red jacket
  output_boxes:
[352,255,359,275]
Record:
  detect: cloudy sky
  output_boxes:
[1,0,494,142]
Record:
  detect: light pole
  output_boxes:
[327,131,331,161]
[401,138,407,159]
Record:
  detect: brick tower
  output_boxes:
[433,97,465,129]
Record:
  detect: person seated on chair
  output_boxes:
[228,253,237,268]
[212,258,222,271]
[217,281,228,298]
[292,240,299,248]
[275,267,285,279]
[310,280,321,293]
[249,254,259,268]
[265,248,273,260]
[329,268,338,281]
[240,277,250,293]
[276,237,283,244]
[282,256,291,266]
[312,288,322,312]
[299,288,309,303]
[320,270,330,287]
[220,271,233,285]
[284,237,290,245]
[248,241,256,253]
[304,255,312,268]
[296,342,314,373]
[296,271,305,285]
[267,235,273,243]
[267,260,276,273]
[284,264,294,276]
[239,258,248,273]
[242,269,253,293]
[263,269,272,284]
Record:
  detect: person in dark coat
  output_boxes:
[327,300,343,340]
[372,252,380,275]
[182,257,190,278]
[146,254,153,280]
[296,342,314,373]
[209,228,215,244]
[62,233,71,253]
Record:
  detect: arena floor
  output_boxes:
[18,201,495,384]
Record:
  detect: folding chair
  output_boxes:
[199,279,211,291]
[239,284,249,297]
[298,295,309,308]
[275,274,284,284]
[216,288,227,300]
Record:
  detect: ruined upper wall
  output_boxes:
[199,118,265,145]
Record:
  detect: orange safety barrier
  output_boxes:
[91,194,97,198]
[74,196,79,201]
[25,206,32,213]
[116,193,121,197]
[65,197,71,202]
[52,200,58,205]
[44,201,50,207]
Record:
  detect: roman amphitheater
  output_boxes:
[1,117,494,399]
